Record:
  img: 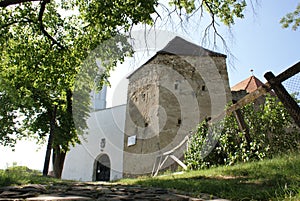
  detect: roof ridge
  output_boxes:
[157,36,226,57]
[244,76,254,91]
[231,75,265,93]
[127,36,226,79]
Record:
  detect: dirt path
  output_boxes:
[0,183,229,201]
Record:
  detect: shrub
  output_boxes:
[184,95,300,170]
[0,166,60,187]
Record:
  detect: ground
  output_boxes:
[0,182,227,200]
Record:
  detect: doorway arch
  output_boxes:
[93,154,111,181]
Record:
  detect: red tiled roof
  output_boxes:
[231,76,264,93]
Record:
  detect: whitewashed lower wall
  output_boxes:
[62,105,126,181]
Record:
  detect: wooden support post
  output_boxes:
[232,100,251,147]
[264,72,300,128]
[169,155,187,170]
[234,109,251,145]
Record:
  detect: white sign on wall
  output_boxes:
[127,135,136,146]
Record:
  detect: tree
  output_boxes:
[0,0,156,177]
[280,3,300,30]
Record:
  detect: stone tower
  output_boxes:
[123,36,232,177]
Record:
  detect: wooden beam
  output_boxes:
[226,83,271,115]
[169,155,187,170]
[271,61,300,83]
[233,108,251,147]
[265,72,300,128]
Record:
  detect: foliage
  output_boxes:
[0,0,252,177]
[0,0,155,148]
[203,0,246,26]
[0,0,158,177]
[0,0,268,150]
[168,0,246,25]
[184,95,300,170]
[119,152,300,201]
[281,3,300,30]
[0,166,60,186]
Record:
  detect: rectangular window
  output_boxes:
[175,83,178,90]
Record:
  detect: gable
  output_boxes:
[231,76,264,93]
[158,36,226,57]
[127,36,226,79]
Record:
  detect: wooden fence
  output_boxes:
[226,61,300,128]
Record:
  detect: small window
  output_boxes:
[177,119,182,126]
[144,122,148,127]
[142,93,146,101]
[174,83,178,90]
[202,85,206,91]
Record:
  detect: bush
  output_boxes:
[184,95,300,170]
[0,166,40,186]
[0,166,60,187]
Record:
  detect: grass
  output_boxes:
[0,166,62,187]
[117,152,300,201]
[1,152,299,200]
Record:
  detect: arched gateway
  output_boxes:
[94,154,110,181]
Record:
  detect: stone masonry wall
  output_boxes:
[123,53,231,177]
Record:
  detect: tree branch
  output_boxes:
[187,0,203,20]
[0,0,64,49]
[0,0,39,7]
[0,18,33,29]
[202,0,235,68]
[38,0,65,49]
[202,1,224,47]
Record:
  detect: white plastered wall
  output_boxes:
[62,105,126,181]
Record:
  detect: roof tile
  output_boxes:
[231,76,264,93]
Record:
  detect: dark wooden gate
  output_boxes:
[95,154,110,181]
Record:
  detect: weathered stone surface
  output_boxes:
[0,190,21,197]
[123,52,232,177]
[16,184,46,193]
[26,195,92,200]
[0,182,226,201]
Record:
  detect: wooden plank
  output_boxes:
[226,83,271,115]
[265,72,300,128]
[169,155,187,170]
[225,61,299,116]
[272,61,300,83]
[233,108,251,147]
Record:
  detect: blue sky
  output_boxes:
[133,0,299,86]
[210,0,299,86]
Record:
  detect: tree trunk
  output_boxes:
[42,105,57,176]
[52,89,73,178]
[52,145,66,179]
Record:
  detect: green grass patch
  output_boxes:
[117,152,300,201]
[1,153,299,200]
[0,166,62,187]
